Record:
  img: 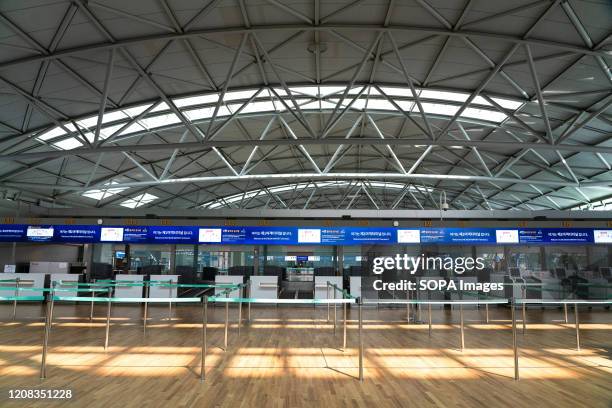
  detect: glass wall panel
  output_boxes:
[197,245,254,276]
[508,245,542,275]
[129,244,172,274]
[544,245,588,276]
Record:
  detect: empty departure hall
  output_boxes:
[0,1,610,407]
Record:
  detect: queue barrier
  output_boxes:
[510,299,612,380]
[39,282,245,380]
[203,286,361,382]
[4,279,608,383]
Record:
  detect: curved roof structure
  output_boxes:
[0,0,610,211]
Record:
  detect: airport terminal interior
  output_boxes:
[0,0,610,407]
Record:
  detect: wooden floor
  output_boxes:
[0,302,610,408]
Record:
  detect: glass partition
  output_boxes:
[197,245,254,276]
[129,244,172,274]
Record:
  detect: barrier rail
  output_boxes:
[38,282,244,380]
[203,293,361,382]
[510,299,612,380]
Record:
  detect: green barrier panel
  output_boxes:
[326,282,355,300]
[207,296,356,304]
[362,299,508,305]
[53,296,203,303]
[0,287,51,292]
[0,296,45,301]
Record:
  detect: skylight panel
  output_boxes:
[139,113,181,129]
[420,102,460,116]
[380,87,412,97]
[37,124,76,141]
[419,90,468,102]
[239,101,277,114]
[53,138,83,150]
[82,182,128,201]
[122,104,151,117]
[289,86,319,97]
[150,102,170,112]
[184,107,214,121]
[224,89,258,101]
[491,97,523,110]
[174,95,218,108]
[120,193,158,208]
[462,107,506,123]
[367,99,396,111]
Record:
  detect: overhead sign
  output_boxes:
[0,224,608,245]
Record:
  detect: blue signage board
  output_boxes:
[0,225,26,242]
[245,227,295,244]
[543,228,592,244]
[344,227,395,244]
[517,228,593,244]
[421,228,496,244]
[148,226,198,243]
[55,225,99,243]
[0,224,608,245]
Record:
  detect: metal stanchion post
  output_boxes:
[327,284,330,322]
[485,304,489,324]
[104,287,111,351]
[201,296,207,382]
[224,293,229,350]
[12,278,20,320]
[522,302,526,334]
[564,303,568,324]
[143,282,149,334]
[428,303,432,336]
[574,303,580,351]
[358,297,363,382]
[168,280,173,321]
[238,292,242,337]
[460,304,465,351]
[247,282,251,322]
[40,291,54,379]
[406,287,410,322]
[343,301,347,351]
[333,289,337,336]
[512,299,519,380]
[90,288,95,321]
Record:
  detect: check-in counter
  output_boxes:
[113,274,144,298]
[1,273,45,298]
[215,275,243,298]
[249,276,279,300]
[314,276,342,300]
[149,275,179,298]
[51,273,81,297]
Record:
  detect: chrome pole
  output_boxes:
[460,304,465,351]
[12,278,20,320]
[89,288,95,321]
[485,304,489,324]
[201,296,207,382]
[522,302,526,334]
[104,287,111,351]
[406,287,410,322]
[574,303,580,351]
[238,298,242,337]
[358,298,363,382]
[224,293,229,350]
[512,299,519,380]
[327,284,330,322]
[143,283,149,334]
[428,303,432,336]
[168,280,173,321]
[40,291,54,379]
[343,301,347,351]
[564,303,568,324]
[333,289,337,336]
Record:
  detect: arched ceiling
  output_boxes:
[0,0,610,212]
